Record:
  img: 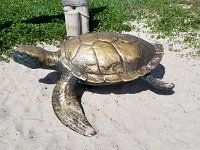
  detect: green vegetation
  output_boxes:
[0,0,200,59]
[0,0,65,59]
[89,0,135,31]
[131,0,200,54]
[133,0,199,33]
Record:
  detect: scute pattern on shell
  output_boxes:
[60,32,163,84]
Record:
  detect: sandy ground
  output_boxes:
[1,29,200,150]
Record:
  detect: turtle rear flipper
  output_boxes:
[142,74,175,90]
[52,73,96,137]
[13,45,59,69]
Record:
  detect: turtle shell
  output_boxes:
[60,32,163,84]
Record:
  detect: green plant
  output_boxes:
[0,0,65,59]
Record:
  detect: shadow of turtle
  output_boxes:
[39,71,62,84]
[85,64,169,94]
[39,64,174,116]
[39,64,174,99]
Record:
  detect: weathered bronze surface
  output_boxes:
[14,32,175,137]
[60,32,163,84]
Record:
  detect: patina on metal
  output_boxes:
[14,32,175,137]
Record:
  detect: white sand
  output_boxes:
[1,29,200,150]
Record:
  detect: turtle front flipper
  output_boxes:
[52,72,96,136]
[141,74,175,90]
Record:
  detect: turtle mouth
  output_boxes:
[12,52,42,69]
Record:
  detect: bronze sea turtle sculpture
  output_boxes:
[14,32,175,137]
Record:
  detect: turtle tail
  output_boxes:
[13,45,60,69]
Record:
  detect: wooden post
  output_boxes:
[64,7,81,36]
[77,6,89,34]
[62,0,89,37]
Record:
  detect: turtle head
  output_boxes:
[13,45,59,69]
[13,51,43,69]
